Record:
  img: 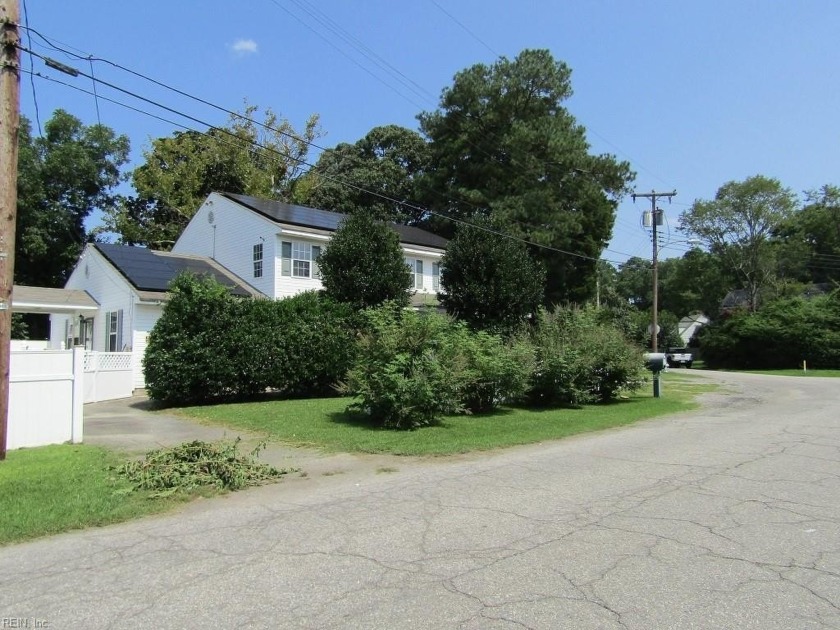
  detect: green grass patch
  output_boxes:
[175,373,715,457]
[734,369,840,377]
[0,445,187,546]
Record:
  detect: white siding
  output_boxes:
[274,234,326,299]
[174,193,447,302]
[132,304,162,388]
[402,247,445,296]
[173,193,276,298]
[64,246,136,353]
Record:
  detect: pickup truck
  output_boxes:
[666,347,693,368]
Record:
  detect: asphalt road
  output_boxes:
[2,371,839,629]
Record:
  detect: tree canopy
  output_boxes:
[418,49,634,305]
[317,212,412,310]
[16,110,130,287]
[439,218,545,335]
[680,175,797,311]
[101,105,321,249]
[302,124,430,224]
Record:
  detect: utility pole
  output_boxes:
[0,0,19,460]
[633,189,676,398]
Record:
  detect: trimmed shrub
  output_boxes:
[145,274,358,404]
[145,273,244,403]
[256,291,359,397]
[528,307,645,406]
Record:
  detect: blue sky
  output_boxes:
[19,1,840,265]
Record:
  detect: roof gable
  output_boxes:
[221,192,448,250]
[94,243,258,297]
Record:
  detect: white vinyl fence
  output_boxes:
[83,351,133,403]
[9,348,84,449]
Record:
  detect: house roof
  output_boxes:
[221,192,449,250]
[12,285,99,314]
[94,243,261,299]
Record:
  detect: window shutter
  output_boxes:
[104,312,111,351]
[312,245,322,279]
[432,262,440,291]
[117,309,124,351]
[415,260,423,289]
[281,241,292,276]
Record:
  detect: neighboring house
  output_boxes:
[50,243,261,388]
[677,312,710,346]
[47,192,448,390]
[172,192,448,304]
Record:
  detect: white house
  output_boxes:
[50,192,448,389]
[50,243,262,389]
[172,192,448,305]
[678,312,710,346]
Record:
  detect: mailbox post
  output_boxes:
[643,353,666,399]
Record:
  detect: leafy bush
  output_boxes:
[116,439,289,496]
[453,326,534,413]
[145,274,358,404]
[528,307,645,406]
[247,291,359,397]
[341,305,463,428]
[341,305,532,428]
[145,273,243,403]
[700,293,840,369]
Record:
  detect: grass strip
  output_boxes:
[0,445,179,545]
[176,373,717,457]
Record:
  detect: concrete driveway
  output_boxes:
[2,371,839,629]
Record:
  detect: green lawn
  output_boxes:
[175,373,717,456]
[737,369,840,377]
[0,445,186,546]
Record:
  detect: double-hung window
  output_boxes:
[281,241,321,279]
[253,243,263,278]
[105,310,123,352]
[406,258,424,290]
[432,262,440,291]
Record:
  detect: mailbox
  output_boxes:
[643,352,667,372]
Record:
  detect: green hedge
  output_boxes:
[144,274,357,404]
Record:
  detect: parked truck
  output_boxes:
[666,347,693,368]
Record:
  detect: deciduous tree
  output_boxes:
[303,125,429,224]
[16,110,130,287]
[680,175,797,311]
[101,105,321,248]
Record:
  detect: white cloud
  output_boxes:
[230,39,258,55]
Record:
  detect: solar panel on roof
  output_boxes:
[222,192,448,249]
[94,244,254,296]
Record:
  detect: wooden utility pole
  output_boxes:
[0,0,19,460]
[633,189,676,399]
[632,189,676,352]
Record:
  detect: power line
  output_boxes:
[20,0,39,134]
[22,59,625,266]
[19,21,638,252]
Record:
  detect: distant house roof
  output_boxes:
[721,289,750,311]
[221,192,449,250]
[94,243,261,299]
[12,285,99,314]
